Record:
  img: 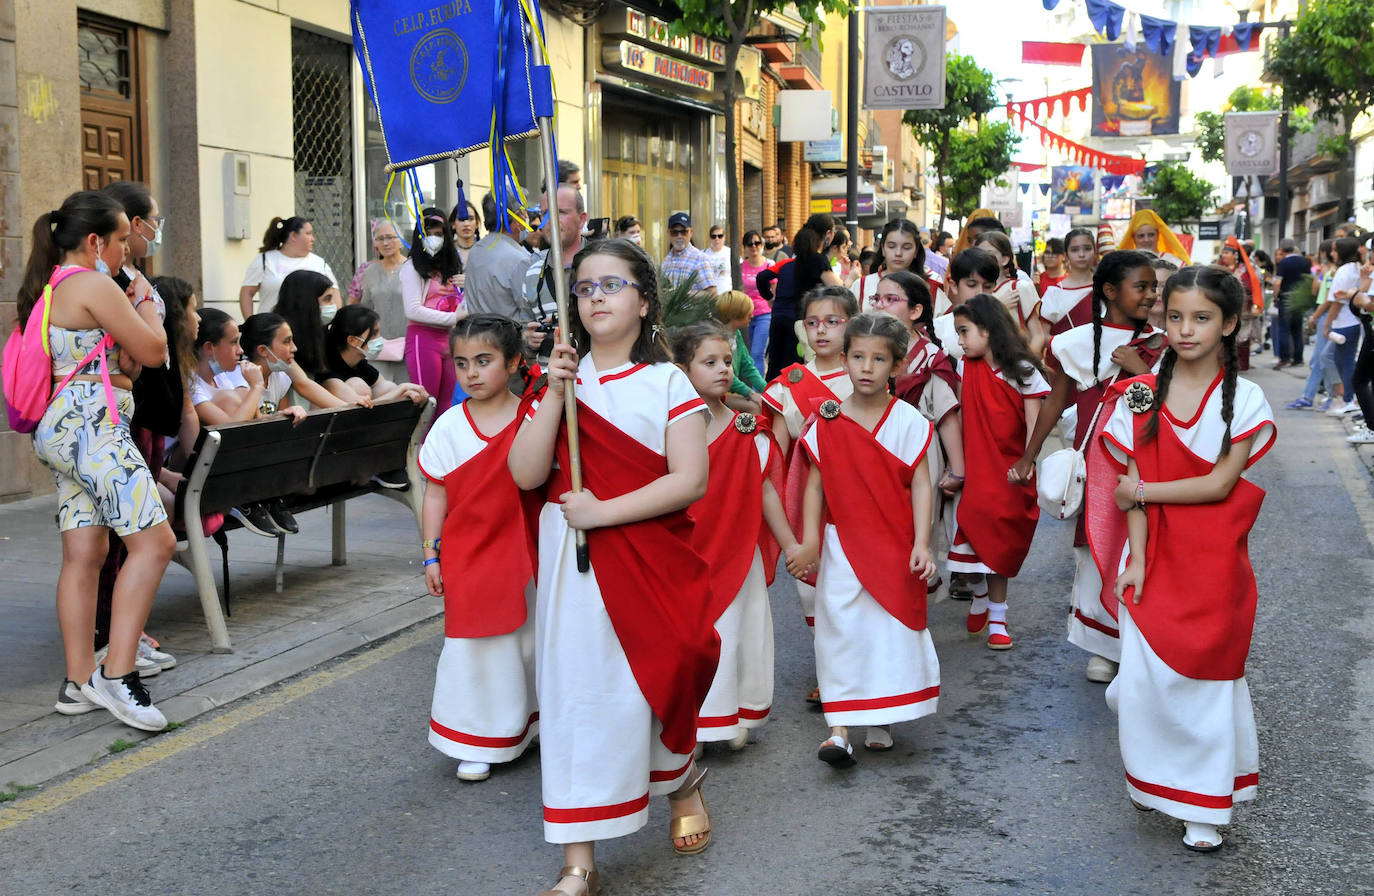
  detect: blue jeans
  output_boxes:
[748,312,771,377]
[1303,329,1333,401]
[1332,323,1361,396]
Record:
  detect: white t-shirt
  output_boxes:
[1330,262,1361,329]
[241,250,338,314]
[705,245,733,295]
[190,368,252,406]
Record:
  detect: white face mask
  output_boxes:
[94,238,110,275]
[319,303,338,325]
[264,348,292,374]
[421,235,444,255]
[141,219,163,257]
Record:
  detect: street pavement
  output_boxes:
[1,364,1372,895]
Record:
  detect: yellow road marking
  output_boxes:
[0,619,441,834]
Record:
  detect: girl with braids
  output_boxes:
[947,295,1050,651]
[1102,265,1276,853]
[854,218,930,308]
[1011,251,1165,683]
[509,238,718,895]
[1039,227,1098,337]
[871,271,964,583]
[790,313,940,764]
[420,314,541,785]
[402,208,468,415]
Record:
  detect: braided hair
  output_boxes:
[1090,250,1153,384]
[880,270,939,348]
[1143,265,1243,455]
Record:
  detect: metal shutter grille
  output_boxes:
[291,28,355,282]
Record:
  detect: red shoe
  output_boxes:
[966,609,988,637]
[987,620,1013,650]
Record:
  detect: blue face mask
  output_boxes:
[319,303,338,325]
[364,336,385,360]
[95,238,110,276]
[208,357,226,376]
[264,349,292,374]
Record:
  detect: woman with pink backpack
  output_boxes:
[11,190,176,731]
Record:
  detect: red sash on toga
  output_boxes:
[809,404,931,630]
[1119,379,1265,680]
[1049,288,1095,337]
[893,338,960,411]
[764,364,838,433]
[549,403,721,755]
[956,358,1040,577]
[691,421,782,620]
[775,367,842,587]
[439,417,541,638]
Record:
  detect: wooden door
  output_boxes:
[81,109,136,189]
[77,15,147,189]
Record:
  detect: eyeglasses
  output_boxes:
[803,315,849,330]
[710,233,724,239]
[374,234,398,242]
[668,228,688,236]
[872,293,907,307]
[744,240,762,247]
[571,275,641,298]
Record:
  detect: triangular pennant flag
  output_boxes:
[1020,183,1031,194]
[1040,184,1051,196]
[1232,21,1259,51]
[1139,15,1175,56]
[1085,0,1125,41]
[1189,25,1222,60]
[1042,0,1061,9]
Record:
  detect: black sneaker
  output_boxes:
[230,503,282,537]
[370,469,410,490]
[266,498,299,534]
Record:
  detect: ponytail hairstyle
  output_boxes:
[1089,250,1153,383]
[1063,227,1097,270]
[951,294,1044,387]
[800,284,860,319]
[259,216,309,253]
[18,191,126,329]
[843,310,910,361]
[274,270,334,376]
[328,304,381,353]
[972,230,1017,284]
[450,313,525,369]
[880,270,938,347]
[872,218,925,276]
[150,276,199,387]
[240,313,287,365]
[670,319,732,367]
[411,207,463,282]
[197,307,236,352]
[1143,265,1243,455]
[567,238,669,363]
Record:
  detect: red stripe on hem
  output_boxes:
[429,712,538,749]
[1124,771,1240,810]
[823,685,939,714]
[697,713,739,727]
[544,793,650,824]
[738,706,770,720]
[598,363,647,384]
[1073,608,1119,637]
[668,397,707,422]
[1234,772,1259,790]
[417,458,444,485]
[649,756,693,783]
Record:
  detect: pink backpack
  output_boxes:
[3,266,118,433]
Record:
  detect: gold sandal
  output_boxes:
[667,764,711,856]
[537,865,600,896]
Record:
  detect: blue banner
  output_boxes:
[351,0,541,171]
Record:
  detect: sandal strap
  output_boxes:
[557,866,594,883]
[667,763,708,800]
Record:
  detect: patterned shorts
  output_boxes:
[32,381,168,536]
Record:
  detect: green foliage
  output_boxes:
[658,268,717,329]
[1143,162,1217,229]
[668,0,849,42]
[942,122,1021,220]
[1265,0,1374,129]
[1285,274,1318,317]
[1193,88,1315,164]
[108,738,136,754]
[902,54,1001,223]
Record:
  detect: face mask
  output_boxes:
[364,336,385,360]
[319,303,338,325]
[764,237,778,249]
[94,238,110,275]
[264,348,292,374]
[421,235,444,255]
[208,356,226,376]
[629,233,642,245]
[142,220,163,257]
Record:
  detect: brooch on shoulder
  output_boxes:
[819,399,841,420]
[1123,381,1155,415]
[787,368,805,384]
[734,413,757,434]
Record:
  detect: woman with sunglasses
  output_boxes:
[740,230,772,374]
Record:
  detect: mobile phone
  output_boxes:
[113,268,133,292]
[586,217,610,240]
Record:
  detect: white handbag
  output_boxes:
[1036,377,1114,521]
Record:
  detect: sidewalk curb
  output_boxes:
[0,596,441,789]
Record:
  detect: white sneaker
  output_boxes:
[456,760,491,781]
[1085,655,1120,683]
[138,636,177,672]
[95,645,160,678]
[1327,400,1359,417]
[80,666,168,732]
[727,729,750,751]
[54,679,99,715]
[1348,426,1374,444]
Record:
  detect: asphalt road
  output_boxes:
[3,382,1372,895]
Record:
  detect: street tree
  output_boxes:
[1143,162,1217,231]
[1264,0,1374,218]
[668,0,851,286]
[943,122,1021,221]
[902,53,999,226]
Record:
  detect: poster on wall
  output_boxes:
[1090,44,1181,137]
[863,6,946,110]
[1051,166,1096,216]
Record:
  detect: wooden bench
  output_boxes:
[173,397,436,652]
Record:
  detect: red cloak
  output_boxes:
[893,338,960,412]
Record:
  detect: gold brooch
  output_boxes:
[1144,333,1164,350]
[788,368,804,383]
[734,413,757,434]
[819,399,841,420]
[1123,381,1155,415]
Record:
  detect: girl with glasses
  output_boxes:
[739,230,772,374]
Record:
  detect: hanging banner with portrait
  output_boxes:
[1051,165,1096,216]
[863,6,946,111]
[1090,44,1181,137]
[1224,111,1280,176]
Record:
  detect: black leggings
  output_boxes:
[1353,325,1374,423]
[766,311,800,381]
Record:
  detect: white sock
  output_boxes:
[970,577,989,597]
[988,602,1008,624]
[969,595,989,615]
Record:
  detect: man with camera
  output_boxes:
[520,183,587,364]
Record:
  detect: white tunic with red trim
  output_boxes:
[418,404,537,765]
[1101,373,1274,825]
[895,338,961,551]
[1049,323,1164,662]
[802,401,941,727]
[530,358,709,844]
[993,276,1042,333]
[1039,283,1096,335]
[696,431,776,743]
